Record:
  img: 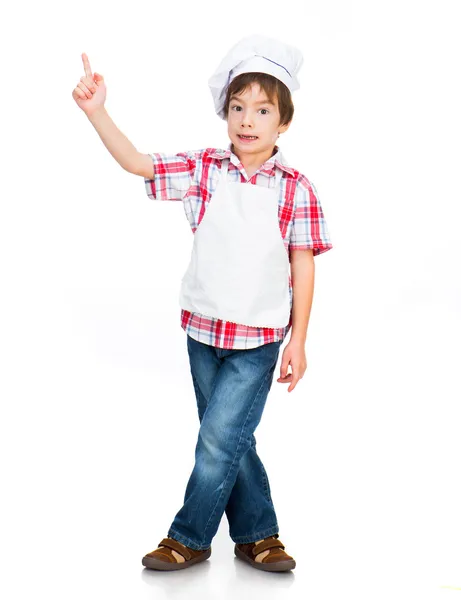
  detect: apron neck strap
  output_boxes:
[221,157,230,177]
[222,157,284,188]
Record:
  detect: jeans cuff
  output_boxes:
[231,524,279,544]
[167,527,211,551]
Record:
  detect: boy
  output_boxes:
[72,34,333,572]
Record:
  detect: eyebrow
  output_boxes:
[229,96,275,106]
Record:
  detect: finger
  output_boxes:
[278,371,291,381]
[288,375,300,392]
[82,52,93,79]
[77,81,93,99]
[81,75,97,93]
[279,361,290,379]
[73,87,87,100]
[289,378,297,391]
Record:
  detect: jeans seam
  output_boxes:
[190,370,207,421]
[262,468,272,503]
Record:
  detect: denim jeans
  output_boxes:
[167,334,283,550]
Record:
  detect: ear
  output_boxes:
[278,120,292,135]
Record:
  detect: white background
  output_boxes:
[1,0,460,598]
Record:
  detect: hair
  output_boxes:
[222,72,294,127]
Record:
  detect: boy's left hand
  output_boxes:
[277,340,307,392]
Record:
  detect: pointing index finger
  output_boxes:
[81,53,93,79]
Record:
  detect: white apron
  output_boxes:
[178,157,291,328]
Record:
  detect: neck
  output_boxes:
[230,144,278,176]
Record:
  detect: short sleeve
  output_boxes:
[144,150,198,201]
[289,177,333,256]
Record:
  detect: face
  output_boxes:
[226,83,290,158]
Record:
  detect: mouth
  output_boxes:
[237,134,258,142]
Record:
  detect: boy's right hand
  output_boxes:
[72,53,106,117]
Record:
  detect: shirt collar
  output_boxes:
[207,142,296,177]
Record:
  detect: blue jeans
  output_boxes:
[167,334,283,550]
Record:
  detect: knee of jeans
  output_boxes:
[198,422,247,465]
[198,425,223,459]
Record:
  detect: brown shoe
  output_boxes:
[142,536,211,571]
[234,535,296,572]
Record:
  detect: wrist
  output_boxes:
[289,333,306,345]
[86,105,107,122]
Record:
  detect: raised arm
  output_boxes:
[72,52,150,176]
[86,108,152,176]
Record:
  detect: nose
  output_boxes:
[239,109,254,128]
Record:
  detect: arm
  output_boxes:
[278,177,332,392]
[289,249,315,345]
[143,150,199,201]
[277,249,314,392]
[72,54,151,177]
[287,175,333,340]
[87,107,152,177]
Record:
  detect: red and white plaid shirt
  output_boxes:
[144,142,333,350]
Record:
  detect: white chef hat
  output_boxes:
[208,34,304,120]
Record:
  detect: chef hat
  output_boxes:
[208,34,304,120]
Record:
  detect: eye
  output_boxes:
[230,105,269,115]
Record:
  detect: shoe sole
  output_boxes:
[234,545,296,572]
[142,547,211,571]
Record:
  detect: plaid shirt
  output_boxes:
[144,142,333,350]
